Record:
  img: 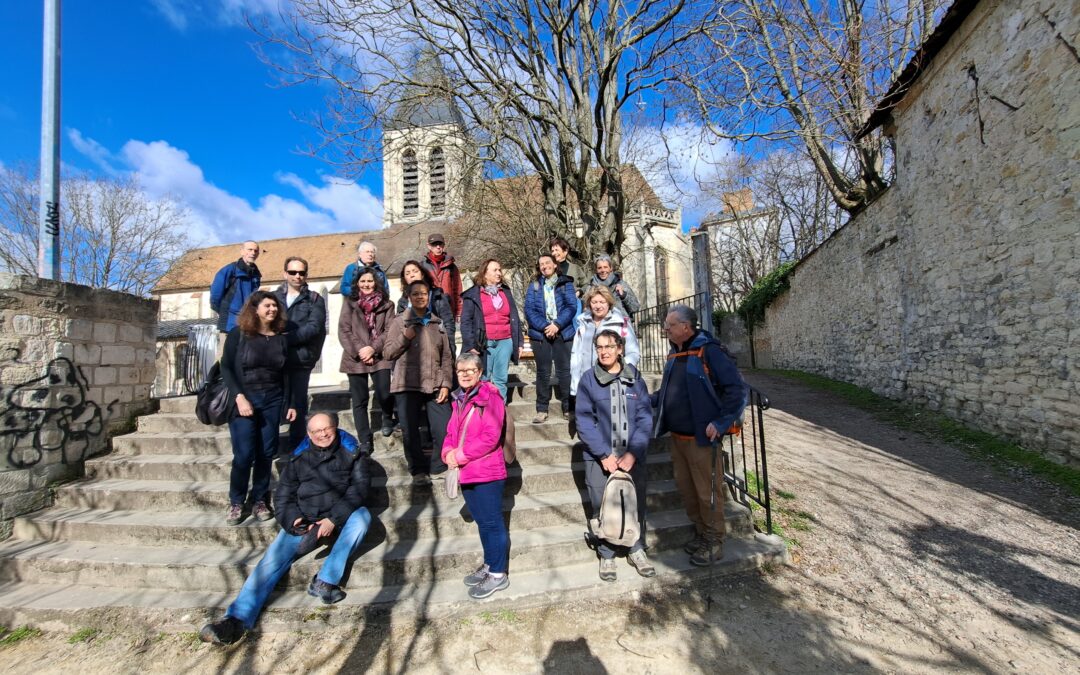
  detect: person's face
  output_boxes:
[403,264,423,284]
[358,273,377,294]
[284,262,307,290]
[358,245,376,265]
[595,337,623,369]
[240,242,259,264]
[307,416,337,448]
[484,262,502,286]
[428,241,445,256]
[538,256,556,278]
[551,244,567,263]
[595,260,612,280]
[663,312,694,345]
[456,362,481,389]
[408,285,430,312]
[589,295,611,319]
[256,297,279,324]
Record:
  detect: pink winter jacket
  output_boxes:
[441,381,507,485]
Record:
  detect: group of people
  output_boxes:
[199,234,747,646]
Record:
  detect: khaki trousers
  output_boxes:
[669,434,726,544]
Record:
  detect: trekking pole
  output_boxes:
[707,436,718,612]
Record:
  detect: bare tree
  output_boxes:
[0,165,191,296]
[254,0,705,264]
[676,0,945,213]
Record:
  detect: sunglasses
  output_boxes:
[286,270,307,276]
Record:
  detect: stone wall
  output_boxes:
[754,0,1079,464]
[0,274,158,538]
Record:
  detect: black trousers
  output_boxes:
[347,370,393,446]
[533,336,571,413]
[395,390,451,476]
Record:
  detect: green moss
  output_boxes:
[0,626,42,646]
[737,262,796,328]
[68,627,100,644]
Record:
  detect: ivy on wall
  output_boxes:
[737,261,796,328]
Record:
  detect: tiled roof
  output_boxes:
[157,318,215,340]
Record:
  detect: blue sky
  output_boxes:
[0,0,384,246]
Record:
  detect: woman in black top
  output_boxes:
[221,290,297,525]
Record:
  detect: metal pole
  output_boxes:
[38,0,62,280]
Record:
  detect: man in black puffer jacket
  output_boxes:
[200,413,371,645]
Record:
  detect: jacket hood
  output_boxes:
[453,380,500,408]
[274,282,312,298]
[291,429,360,457]
[575,306,629,329]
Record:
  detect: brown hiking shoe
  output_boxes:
[689,541,724,567]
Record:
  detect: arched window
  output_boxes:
[402,149,419,216]
[430,147,446,216]
[655,250,669,304]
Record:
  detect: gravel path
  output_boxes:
[3,370,1077,673]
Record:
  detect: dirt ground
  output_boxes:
[1,371,1077,674]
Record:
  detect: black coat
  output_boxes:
[274,430,370,531]
[459,284,521,365]
[274,284,327,370]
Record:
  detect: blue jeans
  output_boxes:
[484,338,512,400]
[462,480,509,574]
[228,388,283,506]
[226,507,372,629]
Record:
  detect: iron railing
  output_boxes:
[721,386,773,534]
[634,291,712,372]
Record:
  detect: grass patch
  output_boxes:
[67,627,100,644]
[176,632,202,650]
[768,369,1080,497]
[741,472,810,548]
[478,609,519,625]
[0,626,42,647]
[776,490,796,500]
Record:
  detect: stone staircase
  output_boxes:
[0,382,787,632]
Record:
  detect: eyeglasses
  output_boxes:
[456,367,480,375]
[286,270,307,277]
[595,344,619,352]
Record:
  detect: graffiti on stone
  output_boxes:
[0,349,117,468]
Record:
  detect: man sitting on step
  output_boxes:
[200,412,372,645]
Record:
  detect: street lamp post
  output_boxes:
[38,0,61,280]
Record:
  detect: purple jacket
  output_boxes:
[441,381,507,485]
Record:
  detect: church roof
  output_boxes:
[385,51,465,131]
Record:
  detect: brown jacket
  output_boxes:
[382,307,453,394]
[338,297,395,374]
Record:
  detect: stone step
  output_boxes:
[14,495,751,549]
[0,534,789,633]
[0,510,704,592]
[88,443,675,482]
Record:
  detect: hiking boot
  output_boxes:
[627,550,656,578]
[689,542,724,567]
[307,575,347,604]
[251,501,273,522]
[683,534,706,554]
[463,564,490,587]
[468,573,509,599]
[598,557,617,582]
[532,411,548,424]
[359,441,374,456]
[199,616,246,645]
[225,504,244,526]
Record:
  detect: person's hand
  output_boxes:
[316,518,335,539]
[285,407,297,422]
[544,323,559,338]
[705,422,721,440]
[404,325,417,341]
[616,453,636,472]
[359,346,375,363]
[601,455,619,473]
[293,517,313,533]
[445,453,459,469]
[236,394,254,417]
[435,387,449,404]
[468,349,480,355]
[614,283,625,296]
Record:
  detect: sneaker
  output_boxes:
[251,501,273,522]
[598,558,617,582]
[199,616,246,645]
[381,424,395,437]
[225,504,244,526]
[307,574,347,604]
[532,411,548,424]
[463,564,490,587]
[468,572,509,599]
[683,534,706,554]
[627,550,656,578]
[412,474,432,486]
[430,471,447,482]
[689,542,724,567]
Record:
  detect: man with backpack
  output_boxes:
[210,240,262,352]
[652,305,747,566]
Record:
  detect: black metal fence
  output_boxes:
[182,324,218,395]
[721,386,773,534]
[634,291,712,373]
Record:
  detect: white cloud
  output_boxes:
[67,131,382,247]
[152,0,282,31]
[150,0,189,31]
[67,129,121,176]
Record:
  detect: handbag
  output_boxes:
[445,407,476,500]
[195,361,234,426]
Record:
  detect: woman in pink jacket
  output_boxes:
[442,352,510,600]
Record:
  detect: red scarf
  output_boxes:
[357,291,384,336]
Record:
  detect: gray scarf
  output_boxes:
[592,360,638,457]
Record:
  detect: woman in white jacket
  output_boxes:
[569,285,640,396]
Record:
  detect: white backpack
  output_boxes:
[589,469,639,548]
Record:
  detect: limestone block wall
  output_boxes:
[0,274,158,538]
[754,0,1078,463]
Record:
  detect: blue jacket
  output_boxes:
[576,363,653,463]
[209,260,261,332]
[523,274,577,341]
[652,330,747,447]
[459,284,521,365]
[340,261,389,297]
